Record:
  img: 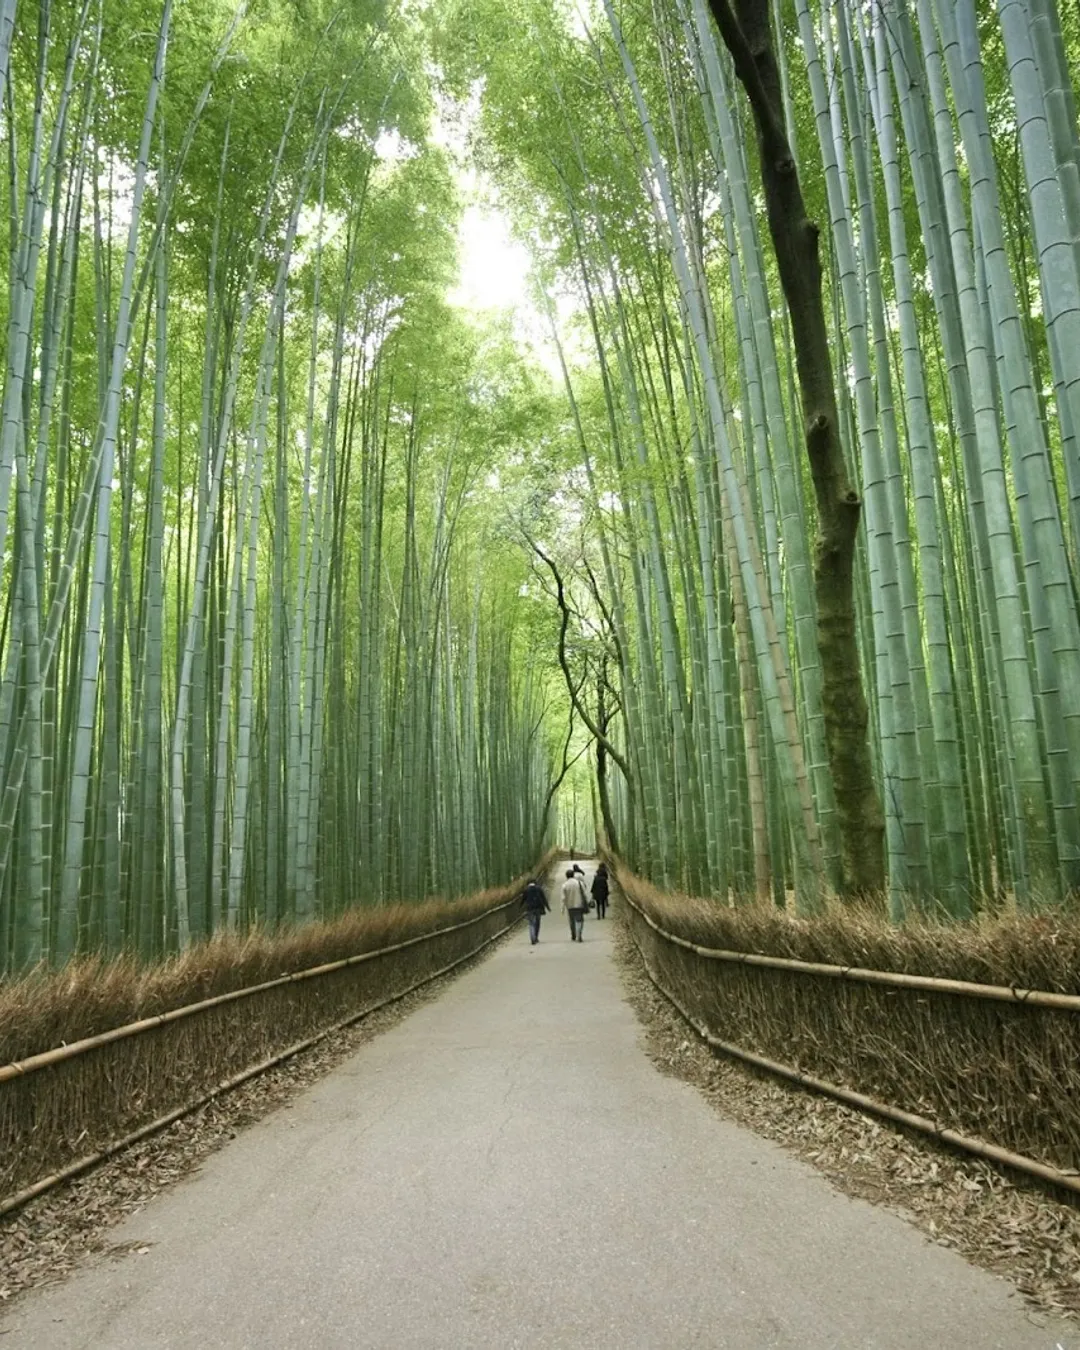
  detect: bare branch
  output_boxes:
[521,529,633,785]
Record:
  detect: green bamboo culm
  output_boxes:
[7,0,1080,973]
[0,0,559,971]
[460,0,1080,916]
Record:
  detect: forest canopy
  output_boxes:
[2,0,1079,969]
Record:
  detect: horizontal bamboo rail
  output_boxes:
[0,906,522,1219]
[1,894,519,1085]
[617,882,1080,1012]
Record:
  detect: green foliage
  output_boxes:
[6,0,1080,974]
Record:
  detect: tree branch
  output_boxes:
[533,702,592,857]
[523,531,633,785]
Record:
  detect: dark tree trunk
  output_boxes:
[706,0,884,894]
[595,661,620,854]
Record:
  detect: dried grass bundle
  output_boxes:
[0,883,524,1067]
[616,870,1080,993]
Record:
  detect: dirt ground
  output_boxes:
[612,910,1080,1327]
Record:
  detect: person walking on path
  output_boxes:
[520,878,550,946]
[591,863,610,919]
[561,868,588,942]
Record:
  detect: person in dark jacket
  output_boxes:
[521,878,550,946]
[591,863,610,919]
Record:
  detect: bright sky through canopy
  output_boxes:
[432,86,581,377]
[449,203,532,311]
[449,190,584,378]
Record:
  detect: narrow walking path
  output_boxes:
[4,863,1072,1349]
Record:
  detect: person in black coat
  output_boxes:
[591,864,610,919]
[521,879,550,946]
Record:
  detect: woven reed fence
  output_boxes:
[615,864,1080,1189]
[0,870,544,1207]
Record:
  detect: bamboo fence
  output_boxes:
[0,888,528,1212]
[618,879,1080,1197]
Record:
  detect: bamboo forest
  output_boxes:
[2,0,1080,973]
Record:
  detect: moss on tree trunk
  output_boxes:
[707,0,885,894]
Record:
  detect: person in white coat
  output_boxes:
[561,868,588,942]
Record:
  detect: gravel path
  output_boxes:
[3,862,1073,1349]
